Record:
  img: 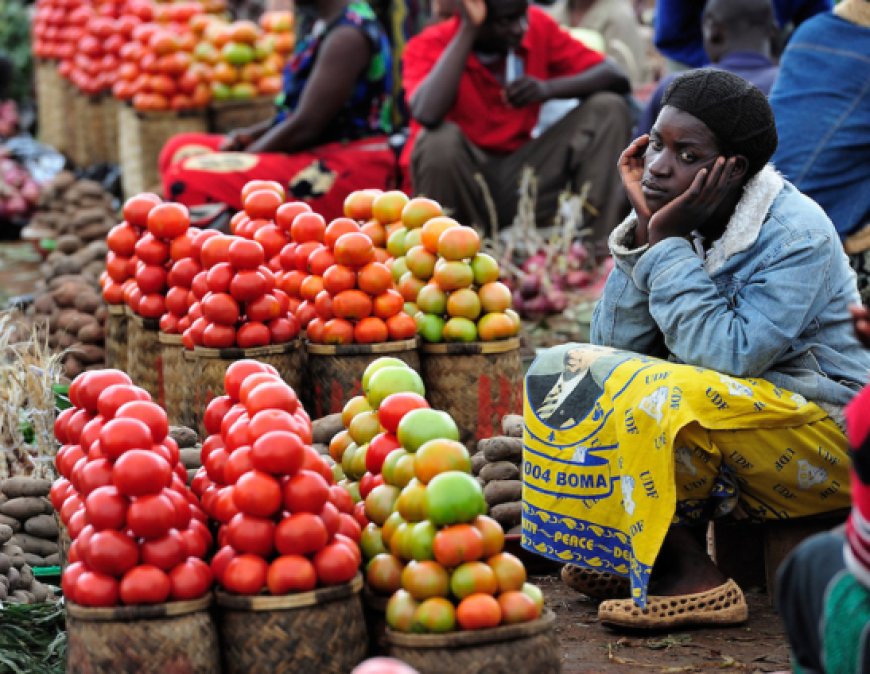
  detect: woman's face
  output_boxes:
[642,105,722,213]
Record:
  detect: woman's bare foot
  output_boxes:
[648,525,727,596]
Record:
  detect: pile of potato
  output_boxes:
[172,426,201,484]
[472,415,524,534]
[0,478,58,603]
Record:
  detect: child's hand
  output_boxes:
[850,304,870,348]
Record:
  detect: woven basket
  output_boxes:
[208,97,277,134]
[303,338,420,418]
[105,304,128,372]
[158,332,195,428]
[57,518,70,569]
[66,595,220,674]
[190,340,304,437]
[69,92,117,167]
[420,338,523,448]
[215,573,368,674]
[34,60,70,154]
[118,104,207,198]
[126,313,162,401]
[362,585,389,656]
[385,608,560,674]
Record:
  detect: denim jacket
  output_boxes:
[769,10,870,238]
[592,165,870,407]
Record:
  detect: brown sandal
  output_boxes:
[597,579,749,629]
[561,564,631,599]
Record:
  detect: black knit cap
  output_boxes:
[661,68,778,177]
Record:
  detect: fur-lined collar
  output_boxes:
[610,164,784,275]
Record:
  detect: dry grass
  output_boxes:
[0,310,65,479]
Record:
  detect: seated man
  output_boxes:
[401,0,633,248]
[637,0,780,136]
[769,0,870,299]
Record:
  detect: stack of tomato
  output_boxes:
[179,232,299,350]
[334,359,543,632]
[300,220,417,345]
[228,180,291,271]
[159,226,208,334]
[341,189,411,260]
[191,361,362,594]
[53,369,214,607]
[194,16,285,102]
[101,192,160,307]
[32,0,86,62]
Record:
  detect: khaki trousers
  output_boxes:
[410,92,633,247]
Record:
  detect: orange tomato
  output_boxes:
[360,219,387,248]
[343,189,381,222]
[456,593,502,630]
[325,217,362,248]
[477,312,517,341]
[357,262,392,296]
[432,524,484,567]
[401,560,449,601]
[333,289,373,321]
[421,216,460,253]
[498,591,541,624]
[212,61,238,85]
[386,312,418,340]
[354,316,388,344]
[322,264,357,295]
[333,232,375,268]
[373,289,404,319]
[322,318,354,345]
[299,275,325,302]
[401,197,443,230]
[372,190,409,226]
[414,439,471,484]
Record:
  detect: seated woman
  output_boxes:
[522,68,870,630]
[159,0,395,219]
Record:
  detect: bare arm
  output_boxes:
[247,24,370,154]
[409,0,485,128]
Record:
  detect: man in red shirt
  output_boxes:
[402,0,633,246]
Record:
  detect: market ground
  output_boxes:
[538,571,791,674]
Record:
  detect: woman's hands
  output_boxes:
[219,127,257,151]
[647,156,737,246]
[618,135,651,246]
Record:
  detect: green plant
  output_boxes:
[0,0,33,104]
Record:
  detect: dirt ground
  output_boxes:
[537,572,791,674]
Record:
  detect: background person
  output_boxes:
[401,0,633,247]
[159,0,396,219]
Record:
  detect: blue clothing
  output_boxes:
[770,11,870,239]
[591,165,870,407]
[653,0,832,68]
[635,51,779,136]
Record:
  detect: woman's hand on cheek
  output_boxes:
[647,156,734,246]
[618,135,652,244]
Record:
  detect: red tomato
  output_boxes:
[352,501,370,529]
[283,470,330,514]
[267,555,317,594]
[329,484,354,514]
[169,558,213,600]
[202,292,240,326]
[140,529,187,570]
[233,470,282,517]
[246,294,282,323]
[168,257,201,288]
[222,554,268,595]
[147,202,189,240]
[76,370,133,413]
[224,415,252,453]
[54,407,77,444]
[274,512,329,556]
[84,529,139,576]
[114,401,168,443]
[75,570,120,607]
[228,270,267,304]
[200,235,233,269]
[60,492,84,526]
[227,512,275,557]
[244,189,282,220]
[338,512,363,542]
[223,361,274,400]
[275,201,313,233]
[135,233,170,266]
[319,501,341,538]
[107,222,139,256]
[113,450,172,497]
[50,478,74,512]
[224,446,254,485]
[204,395,234,433]
[333,533,362,567]
[123,192,162,228]
[68,508,88,539]
[62,561,87,604]
[56,444,84,479]
[180,524,210,559]
[250,431,305,476]
[135,263,167,295]
[210,545,236,584]
[78,458,114,496]
[236,322,271,348]
[127,492,176,539]
[164,488,193,530]
[313,542,358,586]
[84,485,128,531]
[202,322,236,348]
[96,385,151,420]
[246,409,298,442]
[366,432,402,475]
[120,565,171,605]
[245,382,299,416]
[206,262,234,293]
[228,238,265,270]
[204,447,229,484]
[138,293,167,319]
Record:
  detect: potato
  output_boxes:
[70,344,105,365]
[0,514,21,531]
[24,514,58,539]
[501,415,524,438]
[0,584,6,601]
[78,323,104,344]
[312,443,328,456]
[6,566,20,589]
[32,581,48,603]
[0,497,50,520]
[52,284,82,308]
[33,293,57,315]
[0,524,12,545]
[471,452,488,476]
[57,331,77,349]
[169,426,198,448]
[2,477,52,499]
[179,448,201,469]
[64,312,96,334]
[490,501,522,529]
[0,553,8,575]
[78,222,111,241]
[52,256,84,277]
[94,304,108,324]
[9,590,35,604]
[56,234,83,254]
[479,461,520,483]
[74,292,102,314]
[44,553,60,566]
[23,553,45,568]
[479,437,523,464]
[64,355,84,378]
[312,414,344,445]
[72,206,107,227]
[10,534,58,557]
[484,480,523,506]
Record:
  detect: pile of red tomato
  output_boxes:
[53,370,214,607]
[190,360,364,594]
[32,0,88,63]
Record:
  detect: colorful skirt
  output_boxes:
[522,344,851,606]
[158,132,397,220]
